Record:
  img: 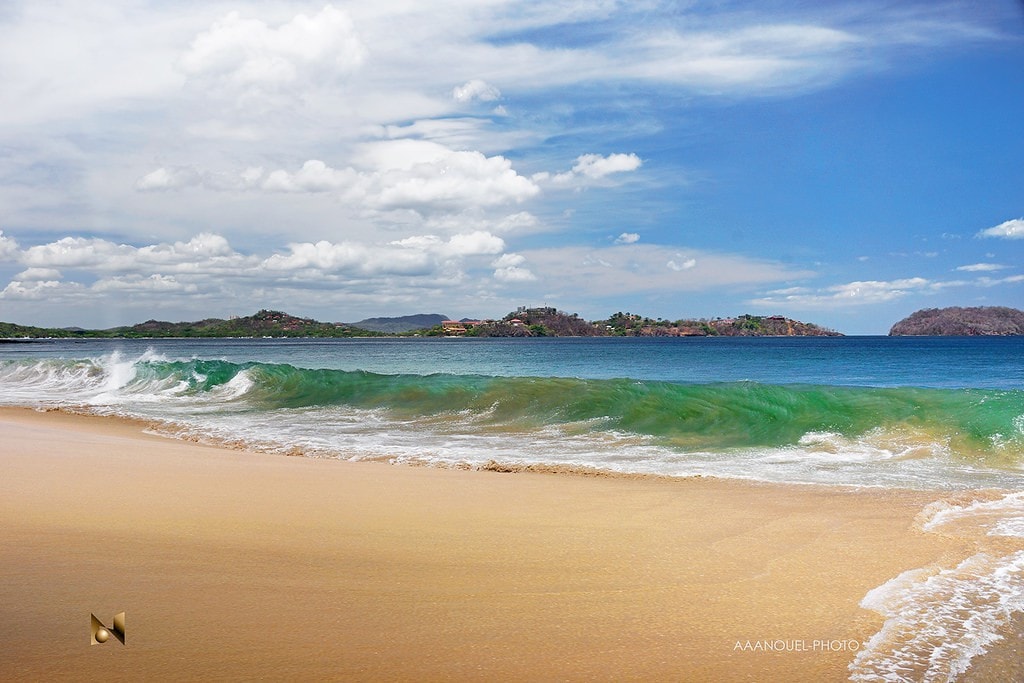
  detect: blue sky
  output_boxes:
[0,1,1021,333]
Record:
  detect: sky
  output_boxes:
[0,1,1022,334]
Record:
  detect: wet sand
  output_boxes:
[0,407,973,681]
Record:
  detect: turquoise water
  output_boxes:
[2,335,1024,679]
[1,336,1021,488]
[5,335,1020,387]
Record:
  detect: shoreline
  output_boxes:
[0,407,983,681]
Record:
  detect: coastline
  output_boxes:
[0,407,980,681]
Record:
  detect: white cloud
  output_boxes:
[2,229,525,316]
[615,232,640,244]
[142,141,541,216]
[955,263,1008,272]
[545,153,643,185]
[265,231,505,278]
[494,265,537,282]
[750,277,946,308]
[178,6,366,93]
[136,166,201,191]
[0,2,187,127]
[262,160,354,193]
[452,79,501,103]
[491,253,536,282]
[363,149,539,211]
[751,268,1024,311]
[93,274,198,293]
[977,274,1024,287]
[21,233,249,273]
[21,237,130,269]
[137,166,268,192]
[627,24,862,91]
[494,212,541,234]
[185,120,264,142]
[14,267,61,281]
[443,231,506,256]
[667,257,697,271]
[977,218,1024,239]
[0,230,19,260]
[491,253,526,268]
[572,153,643,179]
[0,2,1014,326]
[380,118,507,151]
[1,279,83,301]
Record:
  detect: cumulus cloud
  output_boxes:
[1,279,83,301]
[572,153,643,179]
[265,230,505,278]
[977,218,1024,239]
[615,232,640,244]
[543,153,643,185]
[262,160,354,193]
[452,79,501,103]
[1,229,524,314]
[21,237,131,269]
[178,6,366,92]
[139,140,540,216]
[491,252,536,282]
[136,166,201,191]
[494,265,537,282]
[442,231,506,256]
[14,230,508,285]
[365,150,539,211]
[0,230,19,260]
[21,233,248,273]
[491,253,525,269]
[14,267,61,281]
[0,3,1014,325]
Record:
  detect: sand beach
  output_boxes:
[0,406,984,681]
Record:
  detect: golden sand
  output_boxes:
[0,407,973,681]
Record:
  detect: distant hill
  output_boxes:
[113,310,382,338]
[0,321,77,338]
[2,308,840,339]
[889,306,1024,336]
[352,314,448,333]
[0,310,380,338]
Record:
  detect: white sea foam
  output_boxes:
[854,490,1024,681]
[920,492,1024,538]
[849,551,1024,682]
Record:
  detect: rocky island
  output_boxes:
[889,306,1024,336]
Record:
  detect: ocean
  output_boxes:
[1,335,1022,681]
